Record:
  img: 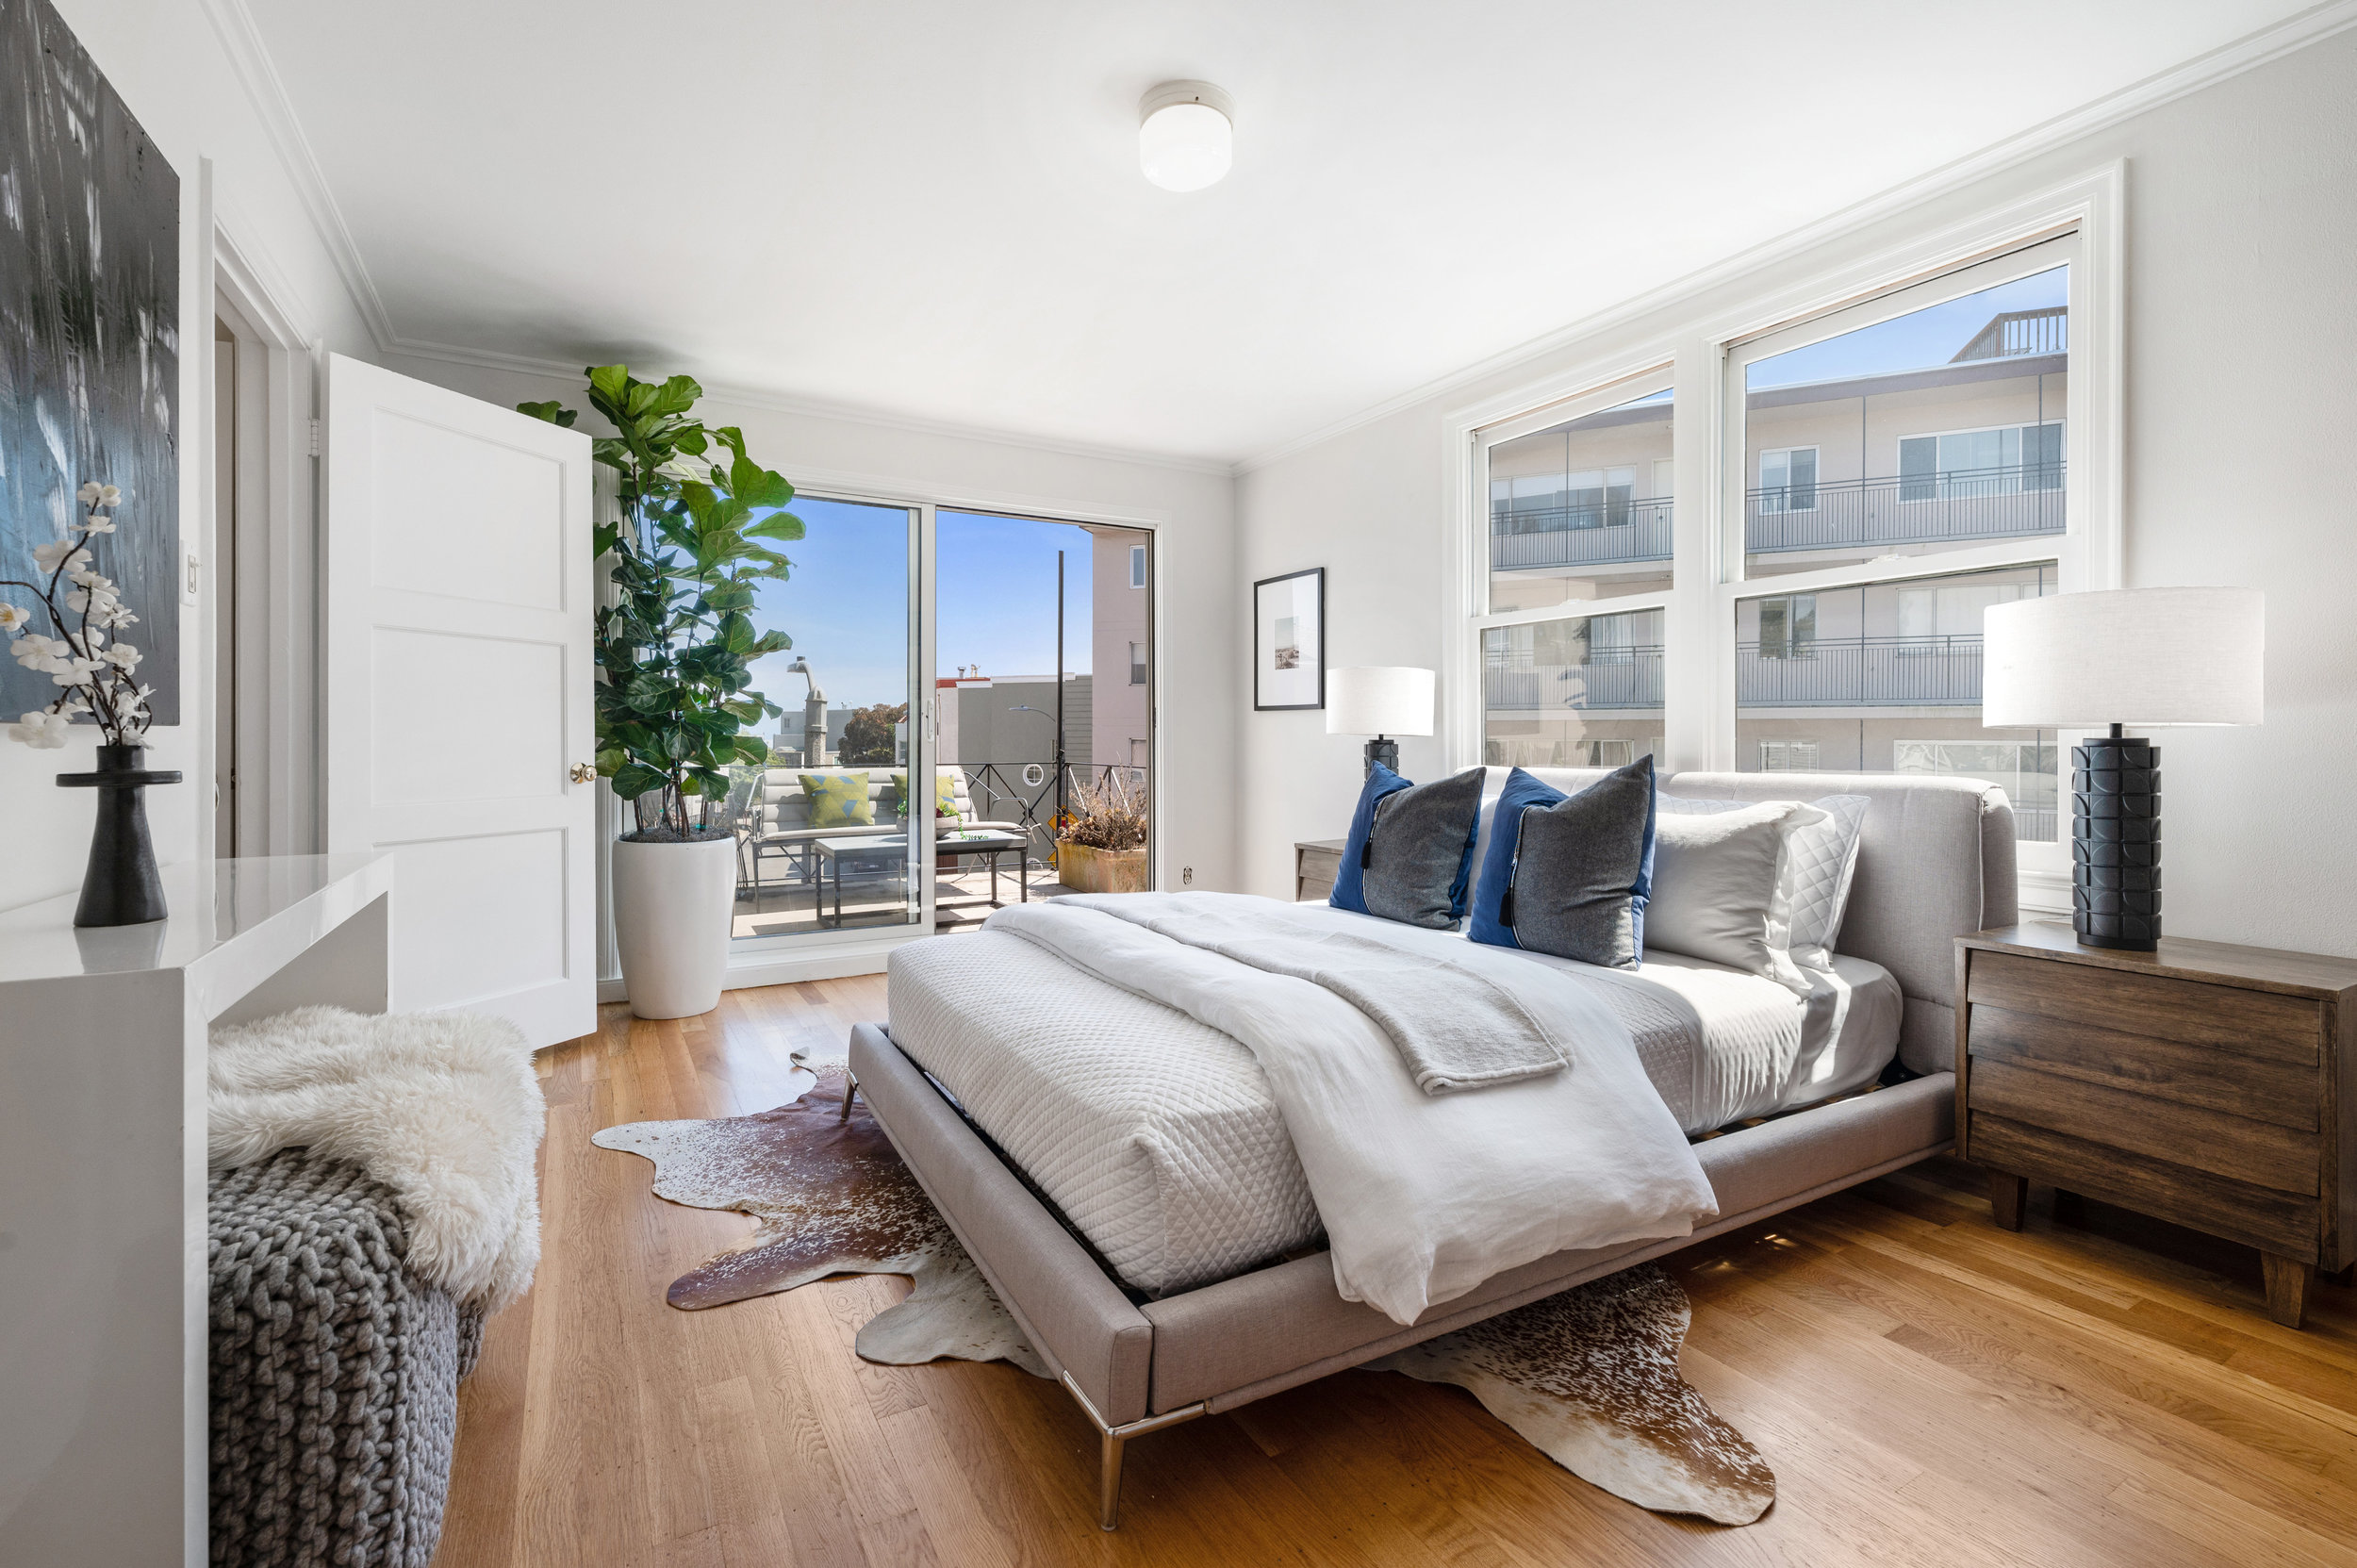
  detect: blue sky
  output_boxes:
[1748,265,2068,390]
[743,501,1094,712]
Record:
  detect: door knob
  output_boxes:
[570,763,596,784]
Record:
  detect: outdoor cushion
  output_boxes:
[799,771,875,829]
[890,769,962,821]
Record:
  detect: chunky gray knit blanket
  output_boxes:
[209,1147,486,1568]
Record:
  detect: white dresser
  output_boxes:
[0,854,394,1566]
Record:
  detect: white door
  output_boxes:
[321,354,596,1048]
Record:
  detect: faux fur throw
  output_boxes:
[208,1006,545,1312]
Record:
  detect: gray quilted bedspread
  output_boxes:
[208,1147,485,1568]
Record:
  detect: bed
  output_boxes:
[847,768,2017,1527]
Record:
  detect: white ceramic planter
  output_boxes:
[610,834,737,1019]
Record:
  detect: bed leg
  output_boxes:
[838,1072,858,1121]
[1099,1428,1127,1531]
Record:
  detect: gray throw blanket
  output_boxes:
[1060,893,1568,1093]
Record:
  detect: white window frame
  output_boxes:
[1755,446,1821,513]
[1442,165,2122,912]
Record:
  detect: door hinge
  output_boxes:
[307,418,322,457]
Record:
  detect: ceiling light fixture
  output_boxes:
[1139,81,1234,192]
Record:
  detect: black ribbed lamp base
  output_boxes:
[1363,736,1399,778]
[2072,733,2159,951]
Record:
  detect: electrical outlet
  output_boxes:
[1181,867,1193,884]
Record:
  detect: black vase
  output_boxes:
[56,742,183,928]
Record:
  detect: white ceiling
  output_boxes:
[242,0,2314,468]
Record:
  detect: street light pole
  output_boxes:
[1055,550,1067,830]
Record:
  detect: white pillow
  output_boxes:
[1644,801,1823,992]
[1657,793,1869,975]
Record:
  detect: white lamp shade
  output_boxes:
[1982,586,2264,728]
[1326,667,1434,736]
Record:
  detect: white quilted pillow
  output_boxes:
[1656,793,1869,976]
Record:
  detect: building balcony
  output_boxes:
[1738,635,1983,707]
[1490,497,1673,570]
[1485,647,1664,712]
[1485,635,1989,714]
[1746,463,2064,554]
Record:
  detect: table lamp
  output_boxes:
[1981,586,2265,951]
[1326,667,1435,778]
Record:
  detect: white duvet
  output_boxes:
[989,893,1717,1326]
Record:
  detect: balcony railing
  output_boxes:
[1953,306,2067,362]
[1485,646,1664,711]
[1746,463,2063,554]
[1491,497,1673,571]
[1739,635,1983,707]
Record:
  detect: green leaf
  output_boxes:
[611,761,668,801]
[588,365,631,408]
[743,511,805,542]
[516,400,578,427]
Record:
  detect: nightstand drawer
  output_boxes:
[1968,1057,2317,1194]
[1966,1004,2317,1131]
[1969,1112,2319,1260]
[1968,949,2320,1065]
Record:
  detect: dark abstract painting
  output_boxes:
[1,0,179,724]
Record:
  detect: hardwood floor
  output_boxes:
[434,978,2357,1567]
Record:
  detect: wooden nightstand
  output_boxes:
[1956,922,2357,1329]
[1294,838,1345,902]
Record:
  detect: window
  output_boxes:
[1129,544,1147,589]
[1483,382,1673,614]
[1756,595,1816,659]
[1739,250,2069,579]
[1129,640,1146,685]
[1129,737,1149,766]
[1480,608,1663,767]
[1756,448,1818,513]
[1735,562,2058,840]
[1898,422,2063,502]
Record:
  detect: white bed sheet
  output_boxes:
[884,922,1901,1296]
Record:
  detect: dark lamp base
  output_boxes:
[2072,733,2159,952]
[1363,736,1399,778]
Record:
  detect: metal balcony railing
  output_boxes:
[1953,306,2067,362]
[1746,463,2064,554]
[1491,497,1673,570]
[1738,635,1983,707]
[1484,647,1664,712]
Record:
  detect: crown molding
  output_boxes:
[374,338,1239,480]
[1234,0,2357,475]
[198,0,398,353]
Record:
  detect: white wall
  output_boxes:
[1236,30,2357,962]
[0,0,380,913]
[377,354,1243,894]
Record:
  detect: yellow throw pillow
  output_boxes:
[799,771,873,829]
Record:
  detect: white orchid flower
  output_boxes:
[77,482,103,504]
[99,485,122,505]
[103,605,139,628]
[31,540,91,574]
[102,643,141,670]
[0,603,29,635]
[67,569,111,588]
[10,709,73,749]
[52,656,103,685]
[78,517,116,534]
[65,585,118,615]
[11,634,66,668]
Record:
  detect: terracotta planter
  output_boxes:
[1057,842,1148,895]
[611,834,737,1018]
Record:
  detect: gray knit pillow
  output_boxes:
[1358,767,1486,929]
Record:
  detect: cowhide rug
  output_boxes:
[595,1066,1772,1526]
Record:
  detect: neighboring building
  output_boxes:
[1483,306,2067,839]
[1085,525,1151,778]
[937,671,1092,843]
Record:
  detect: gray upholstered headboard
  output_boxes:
[1471,767,2017,1075]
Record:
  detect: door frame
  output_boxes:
[206,211,323,861]
[671,464,1170,995]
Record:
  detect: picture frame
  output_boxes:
[1253,567,1325,711]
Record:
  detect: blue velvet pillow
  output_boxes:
[1329,764,1485,928]
[1467,758,1657,966]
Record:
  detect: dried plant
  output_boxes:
[1058,773,1148,851]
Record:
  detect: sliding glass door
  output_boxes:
[730,495,926,946]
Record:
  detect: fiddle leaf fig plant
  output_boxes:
[519,366,803,838]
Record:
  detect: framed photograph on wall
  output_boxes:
[1253,567,1324,710]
